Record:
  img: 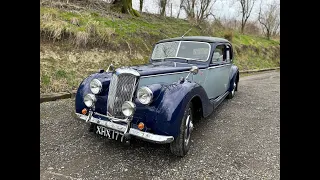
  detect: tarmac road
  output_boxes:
[40,71,280,180]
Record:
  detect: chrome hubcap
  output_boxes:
[232,82,236,95]
[184,108,193,146]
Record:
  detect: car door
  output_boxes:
[219,44,233,93]
[203,43,232,99]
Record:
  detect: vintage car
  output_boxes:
[75,36,239,156]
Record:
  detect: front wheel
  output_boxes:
[170,102,194,157]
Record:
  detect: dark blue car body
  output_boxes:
[75,36,239,155]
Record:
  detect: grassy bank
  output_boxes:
[40,1,280,93]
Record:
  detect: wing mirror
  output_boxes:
[184,66,199,80]
[190,66,199,75]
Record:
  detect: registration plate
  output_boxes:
[96,125,124,142]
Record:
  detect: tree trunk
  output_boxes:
[113,0,140,17]
[160,9,165,17]
[139,0,143,12]
[191,0,195,19]
[266,29,271,40]
[241,16,248,33]
[241,22,245,33]
[177,8,181,18]
[160,0,167,17]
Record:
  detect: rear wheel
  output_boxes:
[170,102,194,157]
[227,81,237,99]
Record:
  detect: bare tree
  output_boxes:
[181,0,196,20]
[177,0,185,18]
[158,0,170,17]
[258,2,280,39]
[236,0,257,33]
[196,0,217,24]
[244,20,261,35]
[221,17,240,30]
[139,0,143,12]
[181,0,216,24]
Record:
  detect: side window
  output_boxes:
[211,45,224,63]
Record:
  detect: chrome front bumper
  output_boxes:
[75,113,174,144]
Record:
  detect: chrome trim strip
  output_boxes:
[78,113,127,131]
[140,64,231,78]
[75,113,174,144]
[211,91,230,108]
[175,41,182,57]
[207,64,231,69]
[140,71,189,78]
[128,128,173,143]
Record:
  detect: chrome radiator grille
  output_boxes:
[107,73,138,118]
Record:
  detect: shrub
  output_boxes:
[224,31,233,41]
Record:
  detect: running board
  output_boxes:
[210,91,230,109]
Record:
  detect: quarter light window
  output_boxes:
[212,45,224,63]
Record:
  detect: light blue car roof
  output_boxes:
[157,36,230,44]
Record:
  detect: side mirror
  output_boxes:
[190,66,199,75]
[185,66,199,80]
[106,64,115,73]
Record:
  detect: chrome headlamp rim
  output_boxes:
[83,93,97,108]
[137,86,153,105]
[121,101,136,117]
[90,79,102,94]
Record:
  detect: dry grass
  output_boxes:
[224,31,233,42]
[85,20,98,34]
[233,45,280,70]
[74,31,89,46]
[70,17,79,26]
[97,27,115,42]
[40,1,280,93]
[40,44,148,93]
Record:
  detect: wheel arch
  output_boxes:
[228,65,239,92]
[235,72,239,91]
[152,81,213,137]
[190,95,203,121]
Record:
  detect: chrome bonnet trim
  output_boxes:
[115,68,140,76]
[75,113,174,144]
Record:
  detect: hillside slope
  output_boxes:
[40,1,280,93]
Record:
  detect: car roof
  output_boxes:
[156,36,230,44]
